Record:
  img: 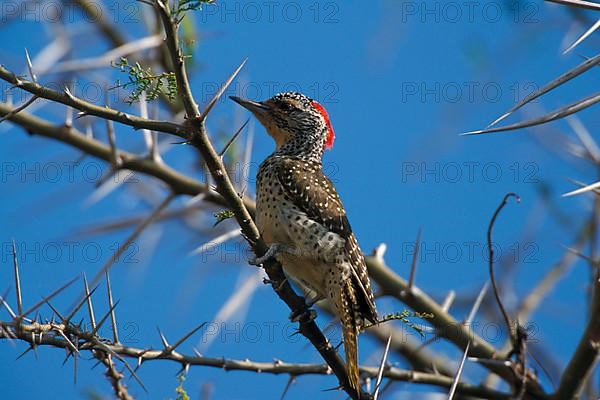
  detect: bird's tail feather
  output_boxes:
[340,281,361,398]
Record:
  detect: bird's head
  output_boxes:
[230,92,335,159]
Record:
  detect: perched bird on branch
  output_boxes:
[231,92,378,395]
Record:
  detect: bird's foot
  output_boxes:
[262,277,289,292]
[290,308,317,323]
[306,294,324,308]
[290,293,322,322]
[249,243,296,266]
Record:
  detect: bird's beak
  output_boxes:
[229,96,272,115]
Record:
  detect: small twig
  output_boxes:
[200,58,247,121]
[89,192,175,288]
[464,282,489,327]
[63,285,99,325]
[105,272,119,344]
[280,375,296,400]
[407,227,421,291]
[0,289,17,319]
[19,277,79,319]
[24,48,37,82]
[0,95,39,124]
[168,322,207,353]
[157,326,170,349]
[546,0,600,11]
[105,97,120,168]
[12,240,23,316]
[219,118,250,157]
[0,288,14,319]
[92,300,121,336]
[372,334,392,400]
[448,341,471,400]
[83,274,96,330]
[441,290,456,313]
[487,193,521,340]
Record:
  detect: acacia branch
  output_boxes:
[70,0,183,113]
[0,100,549,397]
[0,2,578,399]
[71,0,128,47]
[154,0,199,118]
[517,229,587,324]
[365,255,546,398]
[0,318,514,400]
[546,0,600,11]
[553,278,600,400]
[552,198,600,399]
[318,292,458,377]
[0,86,459,382]
[144,2,363,398]
[0,66,188,137]
[0,102,231,205]
[94,349,134,400]
[0,27,548,393]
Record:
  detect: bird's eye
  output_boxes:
[279,101,293,111]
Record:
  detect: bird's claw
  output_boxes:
[290,308,317,323]
[249,243,292,266]
[248,254,267,266]
[306,294,324,308]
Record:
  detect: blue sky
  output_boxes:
[1,1,599,399]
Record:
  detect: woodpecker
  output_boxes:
[231,92,378,394]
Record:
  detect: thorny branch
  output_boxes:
[0,99,547,397]
[147,1,365,399]
[94,350,135,400]
[0,315,514,400]
[0,66,188,137]
[365,254,545,397]
[0,0,583,398]
[0,93,548,397]
[552,197,600,399]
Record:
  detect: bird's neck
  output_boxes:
[274,136,324,163]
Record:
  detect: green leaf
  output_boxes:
[173,0,215,18]
[368,310,434,338]
[109,57,177,104]
[213,210,235,226]
[175,373,190,400]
